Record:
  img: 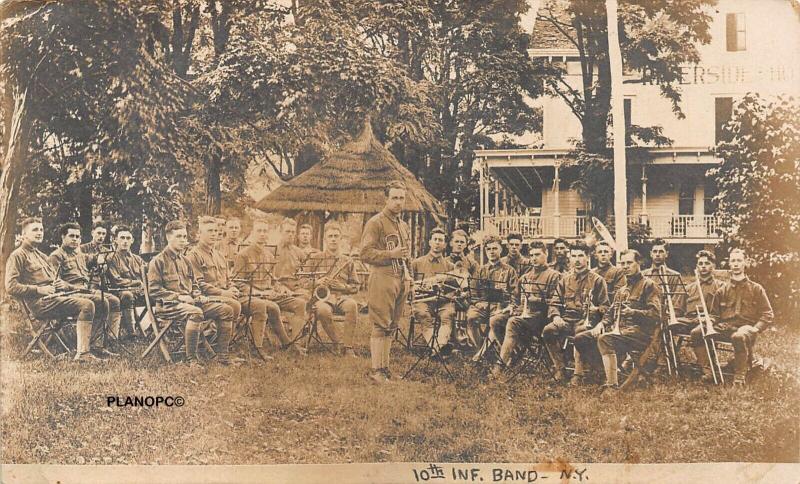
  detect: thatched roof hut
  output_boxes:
[254,119,445,218]
[254,119,446,255]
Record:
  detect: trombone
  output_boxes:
[659,267,681,377]
[695,269,724,385]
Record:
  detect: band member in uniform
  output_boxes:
[106,225,145,339]
[672,250,723,339]
[148,220,236,366]
[186,216,242,364]
[501,232,531,277]
[592,241,625,303]
[273,217,310,337]
[304,222,360,357]
[545,242,608,382]
[80,223,108,256]
[49,222,121,357]
[466,236,518,361]
[360,180,412,383]
[297,223,320,259]
[497,241,560,370]
[691,249,773,385]
[411,227,456,352]
[219,217,246,267]
[550,238,571,274]
[642,238,685,317]
[447,229,478,277]
[5,217,100,362]
[233,218,299,353]
[596,249,662,389]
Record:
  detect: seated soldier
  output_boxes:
[5,217,100,362]
[233,218,300,353]
[274,217,310,337]
[596,249,662,390]
[304,222,361,356]
[49,222,121,357]
[673,250,723,339]
[447,229,478,277]
[497,241,560,371]
[186,216,243,364]
[549,238,571,275]
[148,220,236,366]
[690,248,773,386]
[466,236,518,362]
[544,242,608,382]
[219,217,246,268]
[411,228,456,354]
[80,223,108,256]
[501,232,531,278]
[297,223,320,259]
[106,225,146,339]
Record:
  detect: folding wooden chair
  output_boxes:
[15,297,76,359]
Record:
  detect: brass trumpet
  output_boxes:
[385,233,411,280]
[606,287,630,335]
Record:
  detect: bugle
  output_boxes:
[384,233,411,280]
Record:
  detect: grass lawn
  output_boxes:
[1,304,798,465]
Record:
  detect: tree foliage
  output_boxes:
[710,94,800,317]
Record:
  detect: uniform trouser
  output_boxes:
[573,323,602,376]
[83,291,121,346]
[316,295,359,347]
[690,324,757,378]
[542,317,578,371]
[368,272,407,338]
[499,311,547,365]
[240,296,289,348]
[271,293,308,339]
[117,290,136,334]
[30,295,96,354]
[200,300,237,362]
[156,302,205,362]
[466,302,511,349]
[597,326,651,385]
[412,300,455,349]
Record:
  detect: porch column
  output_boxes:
[640,165,648,225]
[479,158,485,234]
[553,160,561,238]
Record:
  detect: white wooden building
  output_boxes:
[475,0,800,251]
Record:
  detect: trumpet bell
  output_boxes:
[314,285,330,303]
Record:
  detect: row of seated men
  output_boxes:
[5,216,362,365]
[409,231,774,387]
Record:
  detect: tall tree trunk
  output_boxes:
[206,153,222,215]
[0,86,31,300]
[78,175,94,240]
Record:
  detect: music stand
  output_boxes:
[402,279,456,381]
[229,259,278,361]
[466,275,513,367]
[88,249,134,356]
[289,255,340,353]
[644,269,690,377]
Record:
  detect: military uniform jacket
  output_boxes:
[48,246,96,290]
[447,253,478,276]
[360,208,412,278]
[304,250,360,295]
[186,243,232,295]
[232,243,276,294]
[502,253,531,278]
[517,265,561,311]
[602,271,662,333]
[80,241,103,257]
[549,258,571,275]
[412,252,455,280]
[219,237,248,267]
[274,243,307,290]
[714,276,773,331]
[106,250,145,288]
[471,260,518,305]
[593,264,626,303]
[548,269,609,323]
[5,242,58,302]
[147,246,199,301]
[680,275,722,322]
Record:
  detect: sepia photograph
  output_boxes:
[0,0,798,482]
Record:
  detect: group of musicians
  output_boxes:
[5,180,775,388]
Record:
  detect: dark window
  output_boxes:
[679,182,695,216]
[726,13,746,52]
[704,179,718,215]
[624,98,632,144]
[715,97,734,144]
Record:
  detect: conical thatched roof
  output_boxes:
[254,119,445,217]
